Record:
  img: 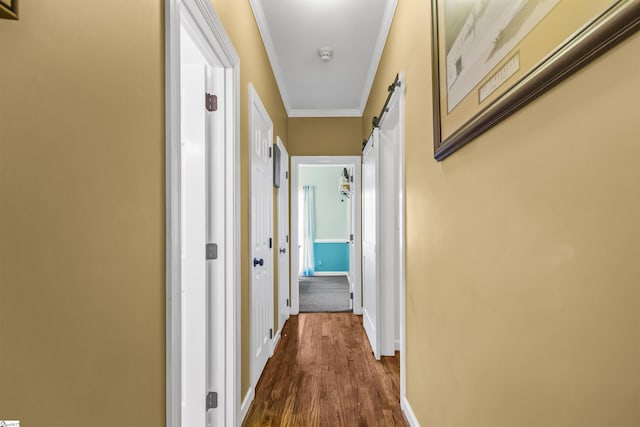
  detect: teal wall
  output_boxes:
[314,242,350,272]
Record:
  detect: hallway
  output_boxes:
[243,313,407,426]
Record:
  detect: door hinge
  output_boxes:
[286,298,290,307]
[206,391,218,410]
[205,93,218,112]
[350,175,354,183]
[350,292,353,300]
[206,243,218,260]
[269,237,273,248]
[268,147,272,158]
[269,328,273,339]
[350,234,354,242]
[285,171,288,179]
[286,235,289,243]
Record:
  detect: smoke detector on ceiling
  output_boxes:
[317,47,334,62]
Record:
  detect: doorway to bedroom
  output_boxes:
[290,156,362,315]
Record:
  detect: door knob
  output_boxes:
[253,257,264,267]
[279,248,286,254]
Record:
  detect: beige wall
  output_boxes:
[0,0,289,420]
[364,1,640,426]
[288,117,362,156]
[0,2,165,426]
[210,0,288,399]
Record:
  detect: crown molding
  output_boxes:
[250,0,398,118]
[289,108,363,118]
[249,0,293,115]
[358,0,398,113]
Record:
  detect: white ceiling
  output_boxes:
[250,0,398,117]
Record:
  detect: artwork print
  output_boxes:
[445,0,560,112]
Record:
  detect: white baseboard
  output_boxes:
[401,395,420,427]
[241,387,255,423]
[395,339,401,351]
[312,271,349,276]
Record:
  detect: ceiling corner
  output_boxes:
[249,0,293,116]
[357,0,399,113]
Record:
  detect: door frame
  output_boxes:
[290,156,362,315]
[165,1,240,426]
[275,137,290,341]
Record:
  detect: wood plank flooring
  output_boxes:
[243,313,407,427]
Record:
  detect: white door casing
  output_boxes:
[249,84,274,389]
[362,131,381,360]
[348,165,358,313]
[290,156,362,315]
[180,27,228,427]
[166,1,241,425]
[276,138,290,337]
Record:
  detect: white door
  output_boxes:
[180,63,208,427]
[276,138,290,335]
[362,129,381,359]
[249,85,274,388]
[379,116,399,357]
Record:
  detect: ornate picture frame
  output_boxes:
[0,0,17,20]
[432,0,640,160]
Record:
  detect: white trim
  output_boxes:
[312,271,349,276]
[314,239,350,243]
[165,1,240,426]
[165,2,181,426]
[275,137,290,334]
[248,0,292,115]
[228,53,242,427]
[231,70,241,427]
[291,156,362,315]
[249,0,397,117]
[288,108,362,118]
[357,0,398,113]
[271,328,282,356]
[241,387,256,423]
[401,396,420,427]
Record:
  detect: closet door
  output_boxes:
[362,129,381,360]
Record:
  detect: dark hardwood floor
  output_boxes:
[243,313,407,427]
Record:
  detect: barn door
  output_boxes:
[362,129,381,360]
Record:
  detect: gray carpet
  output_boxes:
[299,275,351,313]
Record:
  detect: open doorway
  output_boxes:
[290,156,362,315]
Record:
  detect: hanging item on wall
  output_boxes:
[273,144,281,188]
[431,0,640,160]
[338,168,351,200]
[0,0,18,19]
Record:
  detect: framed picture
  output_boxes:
[432,0,640,160]
[273,144,281,188]
[0,0,17,20]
